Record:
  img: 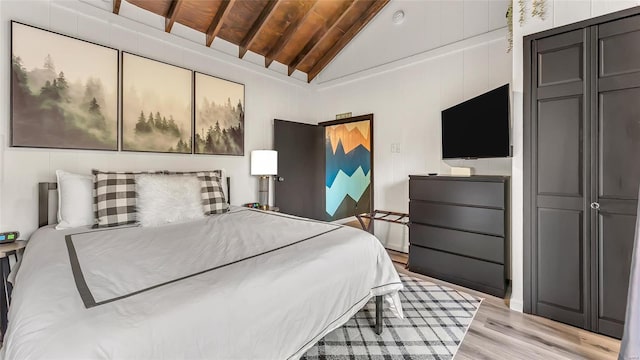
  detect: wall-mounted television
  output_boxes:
[441,84,511,159]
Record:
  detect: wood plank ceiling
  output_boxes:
[113,0,389,83]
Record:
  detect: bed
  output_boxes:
[1,180,403,359]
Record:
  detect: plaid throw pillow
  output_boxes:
[168,171,229,215]
[93,170,164,228]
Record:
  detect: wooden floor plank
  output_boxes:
[395,265,621,360]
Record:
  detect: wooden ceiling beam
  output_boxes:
[238,0,279,59]
[206,0,236,47]
[287,0,357,76]
[265,0,319,68]
[165,0,184,33]
[307,0,389,82]
[113,0,122,14]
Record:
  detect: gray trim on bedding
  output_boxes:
[65,209,342,308]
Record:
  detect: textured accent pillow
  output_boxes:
[93,170,165,228]
[167,170,229,215]
[136,175,205,227]
[55,170,94,229]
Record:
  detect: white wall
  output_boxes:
[313,28,512,254]
[0,0,315,237]
[509,0,640,312]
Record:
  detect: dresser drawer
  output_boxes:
[410,201,505,237]
[408,245,506,297]
[410,223,504,264]
[409,179,505,208]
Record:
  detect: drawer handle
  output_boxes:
[590,202,600,210]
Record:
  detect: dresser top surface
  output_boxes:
[409,175,510,182]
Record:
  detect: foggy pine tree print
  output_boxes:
[11,22,118,150]
[194,72,244,156]
[121,53,192,154]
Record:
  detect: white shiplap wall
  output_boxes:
[312,27,513,254]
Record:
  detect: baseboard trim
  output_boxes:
[510,298,524,312]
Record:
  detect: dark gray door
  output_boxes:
[594,15,640,338]
[273,119,325,220]
[531,29,591,329]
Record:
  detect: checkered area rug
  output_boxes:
[302,274,482,360]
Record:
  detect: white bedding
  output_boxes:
[1,207,403,359]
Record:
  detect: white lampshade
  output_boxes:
[251,150,278,176]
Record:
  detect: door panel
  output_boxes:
[532,28,590,330]
[600,15,640,77]
[273,120,324,220]
[595,14,640,338]
[538,45,583,86]
[599,88,640,199]
[598,213,636,333]
[537,97,583,196]
[537,209,583,316]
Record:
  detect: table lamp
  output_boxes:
[250,150,278,207]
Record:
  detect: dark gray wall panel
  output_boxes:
[537,208,584,313]
[410,224,504,264]
[537,97,583,196]
[599,88,640,199]
[410,201,504,237]
[409,179,504,208]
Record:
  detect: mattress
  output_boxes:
[1,207,403,359]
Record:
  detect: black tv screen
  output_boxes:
[441,84,510,159]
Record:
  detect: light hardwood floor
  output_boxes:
[396,265,621,360]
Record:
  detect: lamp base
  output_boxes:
[258,176,269,206]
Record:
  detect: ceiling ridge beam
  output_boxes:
[113,0,122,14]
[206,0,236,47]
[307,0,389,83]
[264,0,319,68]
[239,0,280,59]
[165,0,184,33]
[287,0,357,77]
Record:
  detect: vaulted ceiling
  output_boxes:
[112,0,390,83]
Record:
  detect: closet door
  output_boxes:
[532,29,591,329]
[595,15,640,339]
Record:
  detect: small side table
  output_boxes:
[0,240,26,336]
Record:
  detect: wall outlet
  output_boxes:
[391,143,401,153]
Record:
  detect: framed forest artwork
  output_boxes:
[11,22,118,150]
[194,72,245,156]
[321,115,373,221]
[121,52,192,153]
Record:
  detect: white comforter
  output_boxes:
[1,207,403,359]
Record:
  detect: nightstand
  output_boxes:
[0,240,26,335]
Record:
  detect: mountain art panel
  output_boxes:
[11,22,118,150]
[325,119,372,221]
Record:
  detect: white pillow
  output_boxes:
[55,170,94,230]
[136,175,205,227]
